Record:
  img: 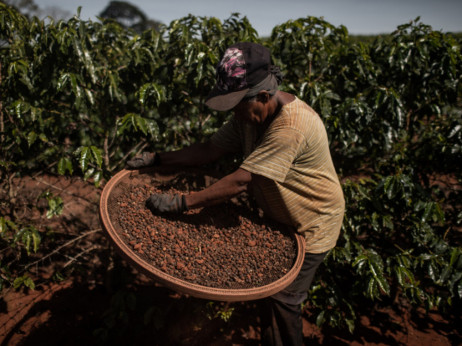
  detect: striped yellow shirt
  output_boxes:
[211,97,344,253]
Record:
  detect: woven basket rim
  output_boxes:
[99,167,305,302]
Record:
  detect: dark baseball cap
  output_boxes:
[205,42,272,111]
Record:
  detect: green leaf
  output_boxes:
[57,157,74,175]
[38,133,48,143]
[117,113,159,138]
[421,202,434,222]
[383,176,396,199]
[382,215,394,230]
[428,261,438,281]
[138,83,150,105]
[93,170,103,187]
[369,259,390,295]
[0,217,17,236]
[26,131,37,147]
[90,146,103,168]
[13,276,23,289]
[135,116,148,135]
[0,217,5,235]
[345,318,355,334]
[13,275,35,290]
[85,89,95,105]
[78,146,90,172]
[396,266,416,287]
[69,73,83,101]
[107,71,121,101]
[352,254,367,270]
[57,73,70,91]
[84,167,95,181]
[367,278,376,299]
[46,196,63,219]
[14,227,41,255]
[31,230,41,253]
[138,83,165,106]
[457,281,462,299]
[315,310,326,326]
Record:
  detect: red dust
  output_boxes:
[0,174,460,345]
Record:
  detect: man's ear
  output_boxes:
[256,91,270,103]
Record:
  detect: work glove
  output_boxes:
[127,151,160,169]
[146,193,188,214]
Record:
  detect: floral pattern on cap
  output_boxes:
[216,48,247,92]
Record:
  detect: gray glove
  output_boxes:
[146,194,188,213]
[127,152,160,169]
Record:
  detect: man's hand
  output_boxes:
[127,152,160,169]
[146,193,188,213]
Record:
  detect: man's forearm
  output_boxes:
[185,168,252,209]
[158,141,226,167]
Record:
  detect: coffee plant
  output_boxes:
[1,3,461,334]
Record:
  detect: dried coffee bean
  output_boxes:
[108,173,297,289]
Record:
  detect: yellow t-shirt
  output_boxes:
[211,97,344,253]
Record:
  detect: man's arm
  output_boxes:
[158,140,228,167]
[145,167,253,213]
[185,168,252,209]
[127,140,228,169]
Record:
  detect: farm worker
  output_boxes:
[127,42,345,346]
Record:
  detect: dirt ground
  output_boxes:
[0,174,461,345]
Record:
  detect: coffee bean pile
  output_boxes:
[108,173,297,289]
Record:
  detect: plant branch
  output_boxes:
[22,229,101,270]
[63,244,98,268]
[103,132,110,169]
[32,176,98,204]
[31,160,58,179]
[109,140,148,172]
[0,62,4,145]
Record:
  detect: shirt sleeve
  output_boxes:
[210,118,242,153]
[241,125,305,183]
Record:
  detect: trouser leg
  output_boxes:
[260,297,303,346]
[260,251,328,346]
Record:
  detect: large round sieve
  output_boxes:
[99,167,305,302]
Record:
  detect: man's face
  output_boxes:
[232,98,266,125]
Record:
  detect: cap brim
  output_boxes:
[205,88,249,111]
